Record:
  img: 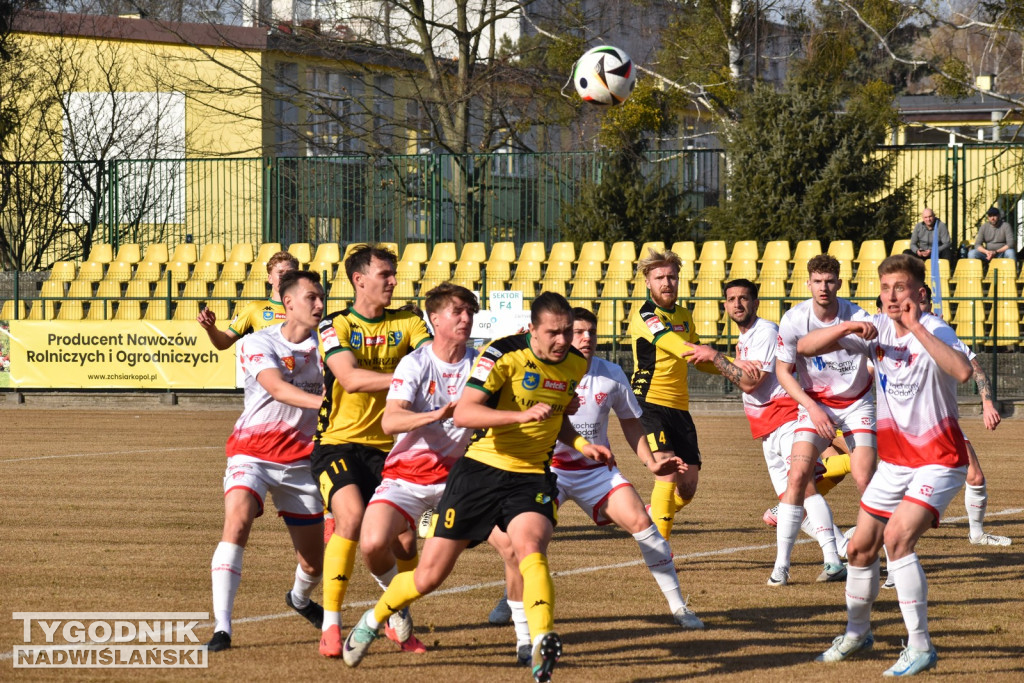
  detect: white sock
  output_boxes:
[803,494,840,565]
[290,566,321,609]
[844,558,879,639]
[365,611,381,631]
[889,553,931,651]
[322,611,340,629]
[372,565,399,592]
[509,600,530,648]
[834,524,848,557]
[633,524,684,612]
[211,542,244,635]
[775,503,803,570]
[965,483,987,539]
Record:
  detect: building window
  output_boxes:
[308,67,365,156]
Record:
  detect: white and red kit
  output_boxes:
[552,357,640,525]
[737,317,798,439]
[777,298,876,448]
[224,326,324,521]
[367,343,475,527]
[842,313,969,523]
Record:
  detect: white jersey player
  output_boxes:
[802,254,972,677]
[701,279,848,585]
[488,307,698,667]
[358,283,479,654]
[773,255,874,586]
[207,270,327,652]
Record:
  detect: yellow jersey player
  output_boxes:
[339,293,612,683]
[313,244,431,657]
[198,251,299,349]
[628,248,757,540]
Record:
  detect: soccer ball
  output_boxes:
[572,46,636,106]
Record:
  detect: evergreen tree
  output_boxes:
[706,81,912,245]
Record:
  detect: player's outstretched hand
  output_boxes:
[983,402,1001,431]
[566,394,581,416]
[435,401,458,422]
[648,453,685,476]
[733,359,762,380]
[519,402,552,423]
[582,444,615,469]
[197,307,217,329]
[685,344,717,364]
[845,321,878,340]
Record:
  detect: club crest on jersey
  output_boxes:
[568,379,578,394]
[282,356,295,371]
[595,392,608,405]
[428,380,437,395]
[350,331,363,348]
[523,372,540,389]
[262,308,275,321]
[875,346,885,362]
[391,378,404,391]
[388,331,403,345]
[535,493,551,504]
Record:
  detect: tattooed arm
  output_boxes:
[711,351,765,393]
[970,356,1001,431]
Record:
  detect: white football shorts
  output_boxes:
[223,455,323,523]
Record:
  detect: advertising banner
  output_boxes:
[0,320,236,389]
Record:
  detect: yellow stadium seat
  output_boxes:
[729,240,759,263]
[544,260,573,281]
[837,279,852,298]
[40,280,64,298]
[518,242,547,263]
[190,261,220,284]
[418,274,447,296]
[985,276,1017,300]
[84,244,113,265]
[219,262,248,283]
[608,241,636,263]
[788,278,811,304]
[85,299,113,320]
[568,279,598,307]
[538,276,567,297]
[791,240,822,268]
[853,278,880,308]
[953,318,984,346]
[422,259,451,280]
[696,258,726,283]
[93,280,122,301]
[697,240,727,263]
[113,300,141,321]
[488,241,517,263]
[49,261,78,282]
[579,241,607,263]
[211,280,239,301]
[142,243,170,265]
[167,260,192,284]
[953,275,984,299]
[75,261,105,284]
[601,278,630,300]
[27,299,54,320]
[509,273,537,297]
[1,299,27,319]
[169,243,198,266]
[983,258,1018,285]
[173,300,200,322]
[575,259,603,279]
[761,240,791,263]
[104,261,134,283]
[853,259,883,284]
[226,242,254,265]
[890,239,910,256]
[182,280,209,298]
[855,240,886,264]
[451,261,481,289]
[391,279,416,307]
[124,281,150,299]
[206,299,231,322]
[311,242,342,271]
[428,242,457,263]
[596,301,622,340]
[113,243,141,265]
[255,242,283,264]
[329,276,354,302]
[693,318,718,341]
[484,276,507,297]
[759,299,782,323]
[133,262,162,283]
[240,279,268,299]
[287,242,312,267]
[728,259,758,281]
[605,258,635,281]
[671,241,697,262]
[58,301,83,321]
[512,259,543,282]
[760,257,789,279]
[547,242,576,263]
[199,243,225,264]
[144,300,170,321]
[837,258,853,282]
[639,241,666,259]
[827,240,855,262]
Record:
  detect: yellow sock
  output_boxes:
[397,555,418,573]
[676,494,692,509]
[651,480,677,540]
[823,453,852,478]
[519,553,555,639]
[373,570,422,624]
[323,535,357,612]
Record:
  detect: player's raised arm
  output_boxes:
[255,367,324,410]
[453,385,551,427]
[198,308,241,350]
[797,320,877,357]
[620,416,684,475]
[381,398,457,435]
[899,300,972,383]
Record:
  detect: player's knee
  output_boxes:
[966,470,985,487]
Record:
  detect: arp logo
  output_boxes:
[522,372,540,390]
[350,331,363,348]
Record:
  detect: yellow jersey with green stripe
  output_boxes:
[315,307,431,448]
[628,299,699,411]
[229,298,285,337]
[464,333,587,474]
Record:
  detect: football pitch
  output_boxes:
[1,406,1021,681]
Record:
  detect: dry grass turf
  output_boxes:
[1,407,1022,681]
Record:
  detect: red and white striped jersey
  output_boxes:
[777,298,873,407]
[552,357,642,470]
[227,326,323,463]
[382,343,476,485]
[843,313,968,468]
[736,317,798,439]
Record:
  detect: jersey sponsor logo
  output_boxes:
[525,360,538,369]
[577,396,587,406]
[350,331,363,348]
[391,378,404,391]
[365,335,386,346]
[447,384,459,395]
[595,392,608,405]
[388,331,403,345]
[472,357,495,382]
[543,379,566,391]
[673,323,688,332]
[442,372,462,378]
[812,356,826,371]
[523,372,540,389]
[644,315,667,334]
[282,356,295,371]
[879,373,919,399]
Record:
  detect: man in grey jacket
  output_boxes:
[968,208,1016,262]
[904,208,952,261]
